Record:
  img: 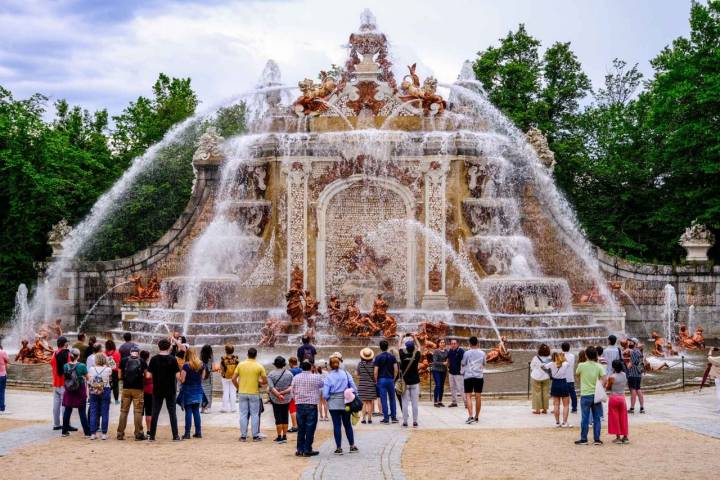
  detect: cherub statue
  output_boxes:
[486,337,512,363]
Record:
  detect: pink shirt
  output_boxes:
[0,350,9,376]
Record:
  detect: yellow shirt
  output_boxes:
[234,359,267,394]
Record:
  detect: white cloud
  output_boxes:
[0,0,692,115]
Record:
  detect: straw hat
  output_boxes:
[330,351,343,361]
[360,347,375,361]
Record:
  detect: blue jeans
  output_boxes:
[88,388,111,434]
[184,403,201,436]
[568,382,577,411]
[580,395,602,442]
[296,404,318,454]
[377,377,396,421]
[238,393,261,438]
[432,371,446,403]
[0,375,6,411]
[329,409,354,449]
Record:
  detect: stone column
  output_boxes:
[421,160,450,309]
[284,162,309,289]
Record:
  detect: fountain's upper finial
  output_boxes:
[258,59,282,87]
[359,9,378,32]
[457,60,475,82]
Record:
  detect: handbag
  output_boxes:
[593,379,608,404]
[395,350,418,396]
[344,372,362,413]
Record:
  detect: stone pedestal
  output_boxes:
[421,292,449,310]
[681,241,713,262]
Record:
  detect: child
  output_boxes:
[219,344,239,413]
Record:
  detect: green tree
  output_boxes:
[473,24,543,131]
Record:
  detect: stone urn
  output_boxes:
[679,221,715,262]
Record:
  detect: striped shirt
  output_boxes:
[291,371,325,405]
[628,348,643,377]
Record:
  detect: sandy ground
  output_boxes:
[0,425,330,480]
[0,418,41,432]
[402,423,719,480]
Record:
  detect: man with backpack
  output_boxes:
[117,345,148,441]
[296,336,317,365]
[50,336,72,431]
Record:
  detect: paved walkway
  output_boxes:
[0,386,718,473]
[302,429,408,480]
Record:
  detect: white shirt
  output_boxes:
[530,355,551,381]
[87,365,112,388]
[547,361,570,381]
[563,352,576,383]
[603,346,622,375]
[86,354,96,369]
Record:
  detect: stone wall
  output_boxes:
[46,163,220,333]
[598,249,720,338]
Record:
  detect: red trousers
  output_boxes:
[607,394,628,436]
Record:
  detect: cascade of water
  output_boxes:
[366,218,502,342]
[5,284,31,351]
[11,66,295,342]
[687,304,695,334]
[440,82,618,312]
[75,280,135,334]
[663,284,678,343]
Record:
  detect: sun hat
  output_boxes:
[273,356,287,368]
[330,351,343,361]
[360,348,375,361]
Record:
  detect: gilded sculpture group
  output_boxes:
[650,324,705,357]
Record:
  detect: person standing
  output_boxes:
[707,347,720,413]
[461,336,485,424]
[148,339,181,442]
[431,339,448,407]
[82,336,96,364]
[200,344,214,413]
[50,336,71,431]
[86,353,112,440]
[117,346,147,441]
[85,343,102,369]
[323,356,358,455]
[446,339,465,408]
[140,350,153,435]
[105,340,121,404]
[373,340,398,424]
[546,352,571,427]
[603,335,623,377]
[530,344,552,414]
[291,360,324,456]
[287,356,301,432]
[606,359,629,444]
[297,336,317,365]
[72,333,87,363]
[118,332,139,361]
[626,338,645,414]
[357,348,377,424]
[219,344,239,413]
[267,356,294,444]
[61,348,90,437]
[232,347,267,442]
[179,348,205,439]
[0,342,8,414]
[399,338,421,428]
[574,346,606,445]
[561,342,577,413]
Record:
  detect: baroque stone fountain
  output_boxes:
[110,10,618,353]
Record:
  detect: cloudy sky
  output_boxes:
[0,0,693,117]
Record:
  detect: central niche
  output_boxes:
[317,177,415,310]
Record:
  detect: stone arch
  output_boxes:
[316,175,416,310]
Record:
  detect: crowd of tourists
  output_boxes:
[1,329,718,456]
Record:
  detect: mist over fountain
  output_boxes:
[10,10,622,355]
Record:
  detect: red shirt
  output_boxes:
[143,373,153,395]
[50,348,69,387]
[106,350,121,372]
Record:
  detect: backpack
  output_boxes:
[123,357,143,385]
[64,364,81,392]
[89,367,108,395]
[222,355,238,379]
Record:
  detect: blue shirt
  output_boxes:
[373,351,397,379]
[322,369,357,400]
[447,347,465,375]
[290,367,302,376]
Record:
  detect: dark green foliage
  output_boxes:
[473,4,720,263]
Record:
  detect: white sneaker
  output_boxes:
[90,434,96,440]
[561,423,573,428]
[257,432,267,439]
[101,434,108,440]
[555,423,562,428]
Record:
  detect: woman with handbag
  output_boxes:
[357,348,378,424]
[322,356,359,455]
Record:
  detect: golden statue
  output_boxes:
[258,317,290,347]
[285,279,305,324]
[428,265,442,292]
[327,295,345,327]
[304,290,320,320]
[126,275,161,302]
[651,332,665,357]
[292,72,337,115]
[399,64,447,115]
[486,337,512,363]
